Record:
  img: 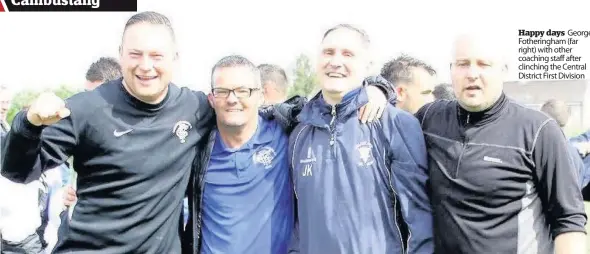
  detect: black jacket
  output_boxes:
[415,93,587,254]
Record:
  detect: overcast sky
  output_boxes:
[0,0,588,93]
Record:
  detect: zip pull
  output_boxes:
[466,113,470,124]
[329,106,336,125]
[329,106,336,146]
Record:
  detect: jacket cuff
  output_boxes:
[551,213,587,238]
[259,95,306,134]
[363,75,397,103]
[13,110,44,140]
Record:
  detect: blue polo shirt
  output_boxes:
[201,116,294,254]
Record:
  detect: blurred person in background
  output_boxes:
[380,54,437,114]
[0,104,47,254]
[258,64,289,105]
[432,83,455,100]
[84,57,122,91]
[0,85,12,133]
[567,107,590,199]
[540,99,587,188]
[0,176,46,254]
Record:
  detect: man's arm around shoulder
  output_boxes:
[259,95,307,135]
[382,108,433,254]
[533,119,587,254]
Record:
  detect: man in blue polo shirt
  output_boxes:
[182,55,390,254]
[200,55,293,254]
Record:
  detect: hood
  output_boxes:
[298,86,368,129]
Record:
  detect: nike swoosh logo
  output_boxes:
[113,129,133,137]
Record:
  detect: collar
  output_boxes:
[215,116,274,152]
[119,78,173,113]
[457,92,508,127]
[298,86,368,128]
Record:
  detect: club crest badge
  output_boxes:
[356,141,375,166]
[173,121,192,143]
[253,146,276,169]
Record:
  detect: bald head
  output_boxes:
[450,31,508,112]
[451,32,508,67]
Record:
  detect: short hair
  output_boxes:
[322,24,371,48]
[123,11,175,41]
[210,55,261,89]
[258,64,288,94]
[380,54,436,87]
[85,57,122,83]
[541,99,570,127]
[433,83,455,100]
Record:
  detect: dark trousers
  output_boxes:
[49,210,71,254]
[1,233,43,254]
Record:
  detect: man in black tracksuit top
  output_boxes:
[0,12,213,254]
[3,77,214,253]
[415,33,587,254]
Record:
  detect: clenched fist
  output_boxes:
[26,92,71,126]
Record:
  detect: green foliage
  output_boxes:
[6,84,81,125]
[288,54,319,99]
[566,128,581,138]
[53,84,81,101]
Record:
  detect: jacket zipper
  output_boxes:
[329,105,336,146]
[195,132,215,253]
[383,150,408,254]
[455,113,470,178]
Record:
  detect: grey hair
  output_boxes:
[257,64,288,95]
[380,54,436,86]
[86,57,122,83]
[123,11,176,41]
[322,23,371,48]
[210,55,261,89]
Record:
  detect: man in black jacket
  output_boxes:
[416,32,587,254]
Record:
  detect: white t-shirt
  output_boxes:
[0,176,42,242]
